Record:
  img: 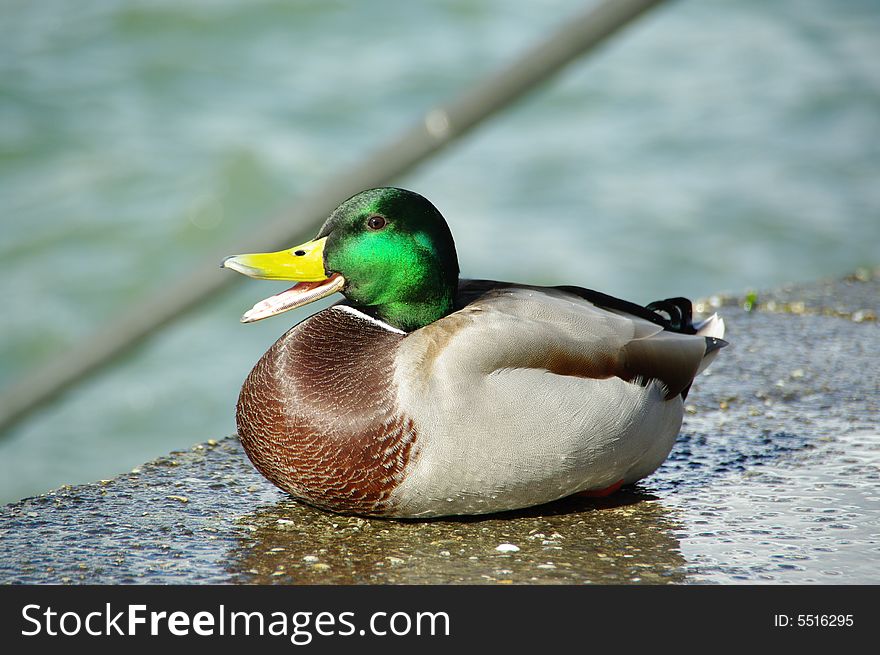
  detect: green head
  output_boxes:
[319,188,460,330]
[222,188,460,332]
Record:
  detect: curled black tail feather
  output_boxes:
[646,297,696,334]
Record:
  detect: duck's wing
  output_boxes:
[458,279,711,334]
[431,280,726,400]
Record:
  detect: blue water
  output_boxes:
[1,0,879,503]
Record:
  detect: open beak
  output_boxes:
[221,236,345,323]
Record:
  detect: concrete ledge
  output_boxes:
[2,271,877,584]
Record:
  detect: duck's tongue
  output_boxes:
[240,273,346,323]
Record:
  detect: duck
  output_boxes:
[221,187,726,518]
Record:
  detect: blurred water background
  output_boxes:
[1,0,878,504]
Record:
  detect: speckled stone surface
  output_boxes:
[1,272,877,584]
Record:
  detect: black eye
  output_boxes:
[367,215,387,230]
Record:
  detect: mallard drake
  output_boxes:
[221,187,726,518]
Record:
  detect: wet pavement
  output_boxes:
[1,270,877,584]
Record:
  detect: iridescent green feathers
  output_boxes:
[319,188,459,332]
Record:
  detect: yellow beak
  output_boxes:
[221,236,346,323]
[221,236,329,281]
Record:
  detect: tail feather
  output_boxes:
[694,313,727,374]
[646,297,695,333]
[694,313,726,339]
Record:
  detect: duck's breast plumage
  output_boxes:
[236,304,415,516]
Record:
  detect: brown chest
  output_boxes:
[235,306,417,516]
